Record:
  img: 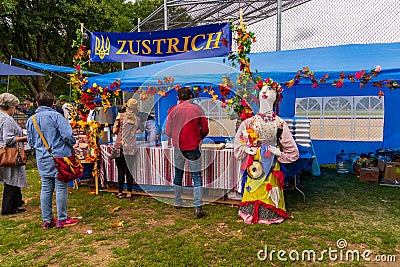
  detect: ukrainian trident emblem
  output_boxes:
[95,35,110,60]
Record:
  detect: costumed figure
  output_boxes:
[234,79,299,224]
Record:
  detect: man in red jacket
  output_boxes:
[165,87,209,218]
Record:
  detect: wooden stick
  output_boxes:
[239,8,243,26]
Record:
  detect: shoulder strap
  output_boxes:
[31,115,54,158]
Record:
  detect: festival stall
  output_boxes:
[70,18,400,196]
[88,42,400,164]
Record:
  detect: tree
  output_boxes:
[0,0,138,98]
[131,0,193,32]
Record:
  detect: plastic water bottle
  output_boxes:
[336,150,350,174]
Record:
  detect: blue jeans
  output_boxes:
[40,176,68,222]
[173,148,203,209]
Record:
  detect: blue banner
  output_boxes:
[90,23,231,62]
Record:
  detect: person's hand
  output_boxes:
[244,146,257,155]
[268,145,281,157]
[17,136,28,143]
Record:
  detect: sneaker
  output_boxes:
[42,218,56,229]
[56,217,78,228]
[194,208,206,218]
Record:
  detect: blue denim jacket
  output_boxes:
[26,106,76,178]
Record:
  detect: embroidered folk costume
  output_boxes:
[234,80,299,224]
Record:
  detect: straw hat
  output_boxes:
[124,98,138,110]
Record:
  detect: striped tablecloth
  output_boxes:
[100,144,241,190]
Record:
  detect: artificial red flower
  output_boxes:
[312,83,319,88]
[256,80,263,89]
[336,80,343,88]
[241,98,249,107]
[218,84,231,98]
[266,183,272,192]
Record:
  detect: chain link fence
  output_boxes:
[249,0,400,52]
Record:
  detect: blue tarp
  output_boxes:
[87,42,400,164]
[12,58,99,76]
[0,62,45,76]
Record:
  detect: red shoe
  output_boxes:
[42,218,56,229]
[56,217,78,228]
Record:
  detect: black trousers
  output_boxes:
[115,156,134,193]
[1,183,23,215]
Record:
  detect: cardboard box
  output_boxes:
[359,167,379,183]
[383,162,400,182]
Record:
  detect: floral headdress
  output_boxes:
[255,77,284,113]
[256,77,283,96]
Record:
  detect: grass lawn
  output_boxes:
[0,164,399,266]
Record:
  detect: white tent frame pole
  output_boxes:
[6,56,12,93]
[276,0,282,51]
[164,0,168,30]
[138,17,142,67]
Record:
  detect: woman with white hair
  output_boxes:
[0,93,28,215]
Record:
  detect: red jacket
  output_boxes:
[165,100,209,151]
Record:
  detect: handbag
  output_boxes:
[110,147,121,159]
[31,115,83,183]
[0,145,27,167]
[53,154,84,183]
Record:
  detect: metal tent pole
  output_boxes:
[276,0,282,51]
[7,56,12,93]
[138,17,142,67]
[164,0,168,30]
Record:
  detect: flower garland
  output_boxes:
[68,29,101,183]
[69,29,121,114]
[227,22,256,82]
[284,66,399,98]
[220,20,266,120]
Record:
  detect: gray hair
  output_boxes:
[0,93,20,110]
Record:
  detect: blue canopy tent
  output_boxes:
[12,58,100,76]
[87,42,400,164]
[0,62,45,76]
[1,61,45,92]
